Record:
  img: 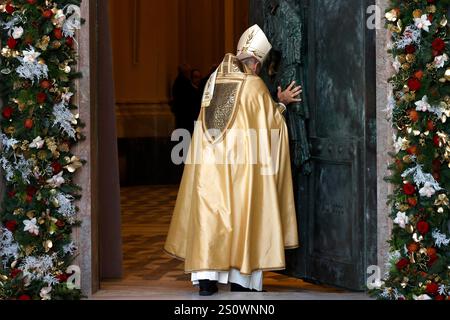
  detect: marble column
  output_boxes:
[75,0,99,296]
[376,0,394,274]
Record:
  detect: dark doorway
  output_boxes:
[251,0,377,291]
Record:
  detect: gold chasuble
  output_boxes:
[164,54,299,275]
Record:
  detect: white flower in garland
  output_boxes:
[19,254,57,283]
[53,102,77,139]
[46,172,65,188]
[23,218,39,236]
[402,163,442,192]
[419,182,436,198]
[29,136,45,149]
[61,91,74,104]
[394,212,409,229]
[40,287,52,301]
[15,154,34,184]
[62,5,81,38]
[0,133,19,152]
[0,227,19,267]
[413,294,432,300]
[439,285,448,296]
[434,54,449,69]
[16,46,49,83]
[54,193,77,224]
[63,242,78,255]
[11,26,23,39]
[0,156,14,181]
[395,25,421,49]
[414,14,432,32]
[415,95,431,112]
[393,57,401,73]
[393,135,409,153]
[432,229,450,248]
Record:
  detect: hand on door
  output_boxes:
[278,81,302,106]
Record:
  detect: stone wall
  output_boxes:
[376,0,394,274]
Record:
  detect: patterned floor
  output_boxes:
[98,186,365,299]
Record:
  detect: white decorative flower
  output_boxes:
[22,47,41,64]
[29,136,45,149]
[413,233,424,243]
[40,286,52,300]
[414,14,432,32]
[53,10,66,28]
[46,172,65,188]
[23,218,39,236]
[11,26,23,39]
[393,135,409,153]
[61,92,74,104]
[393,57,401,72]
[394,212,409,229]
[415,95,431,112]
[434,54,449,69]
[419,182,436,198]
[413,294,432,300]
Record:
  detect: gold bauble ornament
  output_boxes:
[445,69,450,81]
[426,5,436,14]
[440,17,448,27]
[43,240,53,253]
[406,224,414,234]
[402,63,411,71]
[386,8,400,22]
[398,54,406,64]
[413,9,423,18]
[406,54,416,63]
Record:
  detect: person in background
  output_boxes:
[187,69,203,133]
[171,64,192,131]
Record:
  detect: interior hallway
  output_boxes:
[94,186,369,300]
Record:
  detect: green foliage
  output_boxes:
[0,0,83,300]
[370,0,450,300]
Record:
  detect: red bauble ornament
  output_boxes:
[2,106,13,119]
[40,79,52,89]
[53,28,63,40]
[10,268,21,278]
[42,9,53,19]
[414,70,424,80]
[434,135,441,147]
[417,221,430,235]
[24,119,34,129]
[5,3,15,14]
[427,120,435,131]
[51,162,63,174]
[57,273,69,283]
[18,295,31,301]
[7,37,18,49]
[426,283,439,296]
[406,145,418,155]
[27,0,37,4]
[405,45,416,54]
[396,258,409,270]
[403,183,416,195]
[432,38,446,54]
[37,92,47,104]
[5,220,18,232]
[66,37,74,47]
[408,78,422,91]
[409,110,419,122]
[407,197,417,207]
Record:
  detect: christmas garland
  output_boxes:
[371,0,450,300]
[0,0,83,300]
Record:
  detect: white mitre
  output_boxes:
[236,24,272,63]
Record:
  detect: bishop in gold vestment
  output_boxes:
[164,25,301,295]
